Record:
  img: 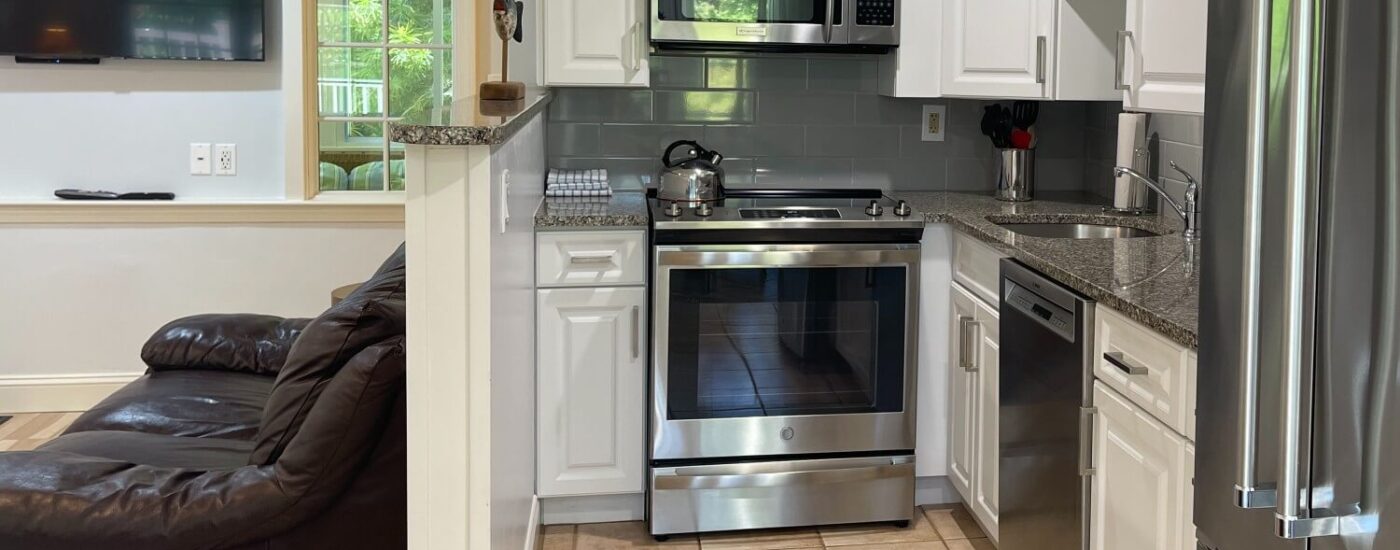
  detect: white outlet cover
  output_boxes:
[190,143,212,175]
[921,105,947,142]
[214,144,237,176]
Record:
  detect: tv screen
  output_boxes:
[0,0,264,61]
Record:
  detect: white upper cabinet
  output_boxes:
[543,0,649,87]
[1121,0,1207,114]
[942,0,1055,99]
[939,0,1121,100]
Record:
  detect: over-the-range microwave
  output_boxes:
[651,0,899,51]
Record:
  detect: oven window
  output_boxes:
[666,266,906,420]
[657,0,840,25]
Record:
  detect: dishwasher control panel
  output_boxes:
[1004,280,1076,342]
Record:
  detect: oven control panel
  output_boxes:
[739,208,842,219]
[856,0,896,26]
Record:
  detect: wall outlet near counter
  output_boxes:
[922,105,947,142]
[214,144,237,176]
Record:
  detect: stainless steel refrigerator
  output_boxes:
[1196,0,1398,549]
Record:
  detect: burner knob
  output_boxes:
[664,201,683,217]
[695,202,714,217]
[865,200,884,217]
[894,200,912,217]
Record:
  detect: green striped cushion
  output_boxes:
[319,162,349,191]
[347,160,407,191]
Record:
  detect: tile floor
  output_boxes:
[0,412,81,451]
[541,504,995,550]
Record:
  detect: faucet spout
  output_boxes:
[1112,162,1202,241]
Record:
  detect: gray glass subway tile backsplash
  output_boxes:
[548,54,1104,191]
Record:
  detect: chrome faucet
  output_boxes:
[1113,161,1201,241]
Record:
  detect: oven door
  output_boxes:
[652,243,919,461]
[651,0,849,46]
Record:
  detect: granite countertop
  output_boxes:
[899,191,1199,348]
[389,88,552,146]
[534,192,650,228]
[528,189,1198,347]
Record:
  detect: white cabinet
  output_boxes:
[942,0,1055,99]
[1089,381,1194,550]
[1121,0,1207,114]
[536,286,647,496]
[940,0,1122,100]
[543,0,649,87]
[948,281,1000,542]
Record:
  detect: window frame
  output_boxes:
[300,0,456,201]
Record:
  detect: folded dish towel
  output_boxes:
[547,169,608,186]
[546,168,612,197]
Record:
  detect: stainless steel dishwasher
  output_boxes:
[998,259,1094,550]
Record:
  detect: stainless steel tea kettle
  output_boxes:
[657,140,725,203]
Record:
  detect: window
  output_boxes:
[309,0,453,196]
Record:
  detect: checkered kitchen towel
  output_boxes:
[545,168,612,197]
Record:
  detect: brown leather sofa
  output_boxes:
[0,245,407,550]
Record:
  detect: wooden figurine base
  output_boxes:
[479,80,525,100]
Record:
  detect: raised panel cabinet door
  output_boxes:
[544,0,649,86]
[971,297,1000,541]
[537,287,647,496]
[1089,382,1189,550]
[942,0,1054,98]
[1122,0,1206,113]
[947,283,982,504]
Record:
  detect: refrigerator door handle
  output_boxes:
[1233,0,1276,511]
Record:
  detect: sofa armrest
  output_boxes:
[141,314,312,376]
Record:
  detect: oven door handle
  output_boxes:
[654,244,921,269]
[654,462,912,490]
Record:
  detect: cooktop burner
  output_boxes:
[649,189,924,244]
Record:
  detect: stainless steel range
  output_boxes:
[647,189,924,538]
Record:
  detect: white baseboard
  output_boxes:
[0,373,140,413]
[915,476,961,506]
[540,493,645,525]
[523,495,541,550]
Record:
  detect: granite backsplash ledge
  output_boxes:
[546,53,1103,193]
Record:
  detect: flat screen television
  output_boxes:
[0,0,264,62]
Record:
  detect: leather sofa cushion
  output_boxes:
[250,244,406,465]
[65,370,272,440]
[142,314,312,376]
[39,431,252,470]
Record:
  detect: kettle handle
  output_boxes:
[662,140,705,168]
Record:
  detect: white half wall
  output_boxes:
[0,224,404,411]
[489,116,546,550]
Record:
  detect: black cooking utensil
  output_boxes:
[981,105,1001,147]
[1012,101,1039,130]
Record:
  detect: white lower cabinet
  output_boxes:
[1089,381,1193,550]
[536,286,647,496]
[948,281,1000,542]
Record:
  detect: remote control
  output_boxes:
[54,189,176,201]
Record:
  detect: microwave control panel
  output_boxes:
[855,0,895,26]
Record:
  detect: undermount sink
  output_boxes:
[995,222,1161,239]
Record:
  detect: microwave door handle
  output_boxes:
[1234,0,1275,510]
[823,0,835,44]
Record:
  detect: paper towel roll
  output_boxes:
[1115,113,1149,209]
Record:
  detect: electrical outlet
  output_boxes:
[214,144,237,176]
[190,143,212,175]
[921,105,947,142]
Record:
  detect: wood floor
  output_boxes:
[0,412,81,451]
[542,504,995,550]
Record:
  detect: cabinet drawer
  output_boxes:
[537,230,646,287]
[953,231,1008,305]
[1093,306,1196,438]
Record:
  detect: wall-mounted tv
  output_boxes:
[0,0,265,62]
